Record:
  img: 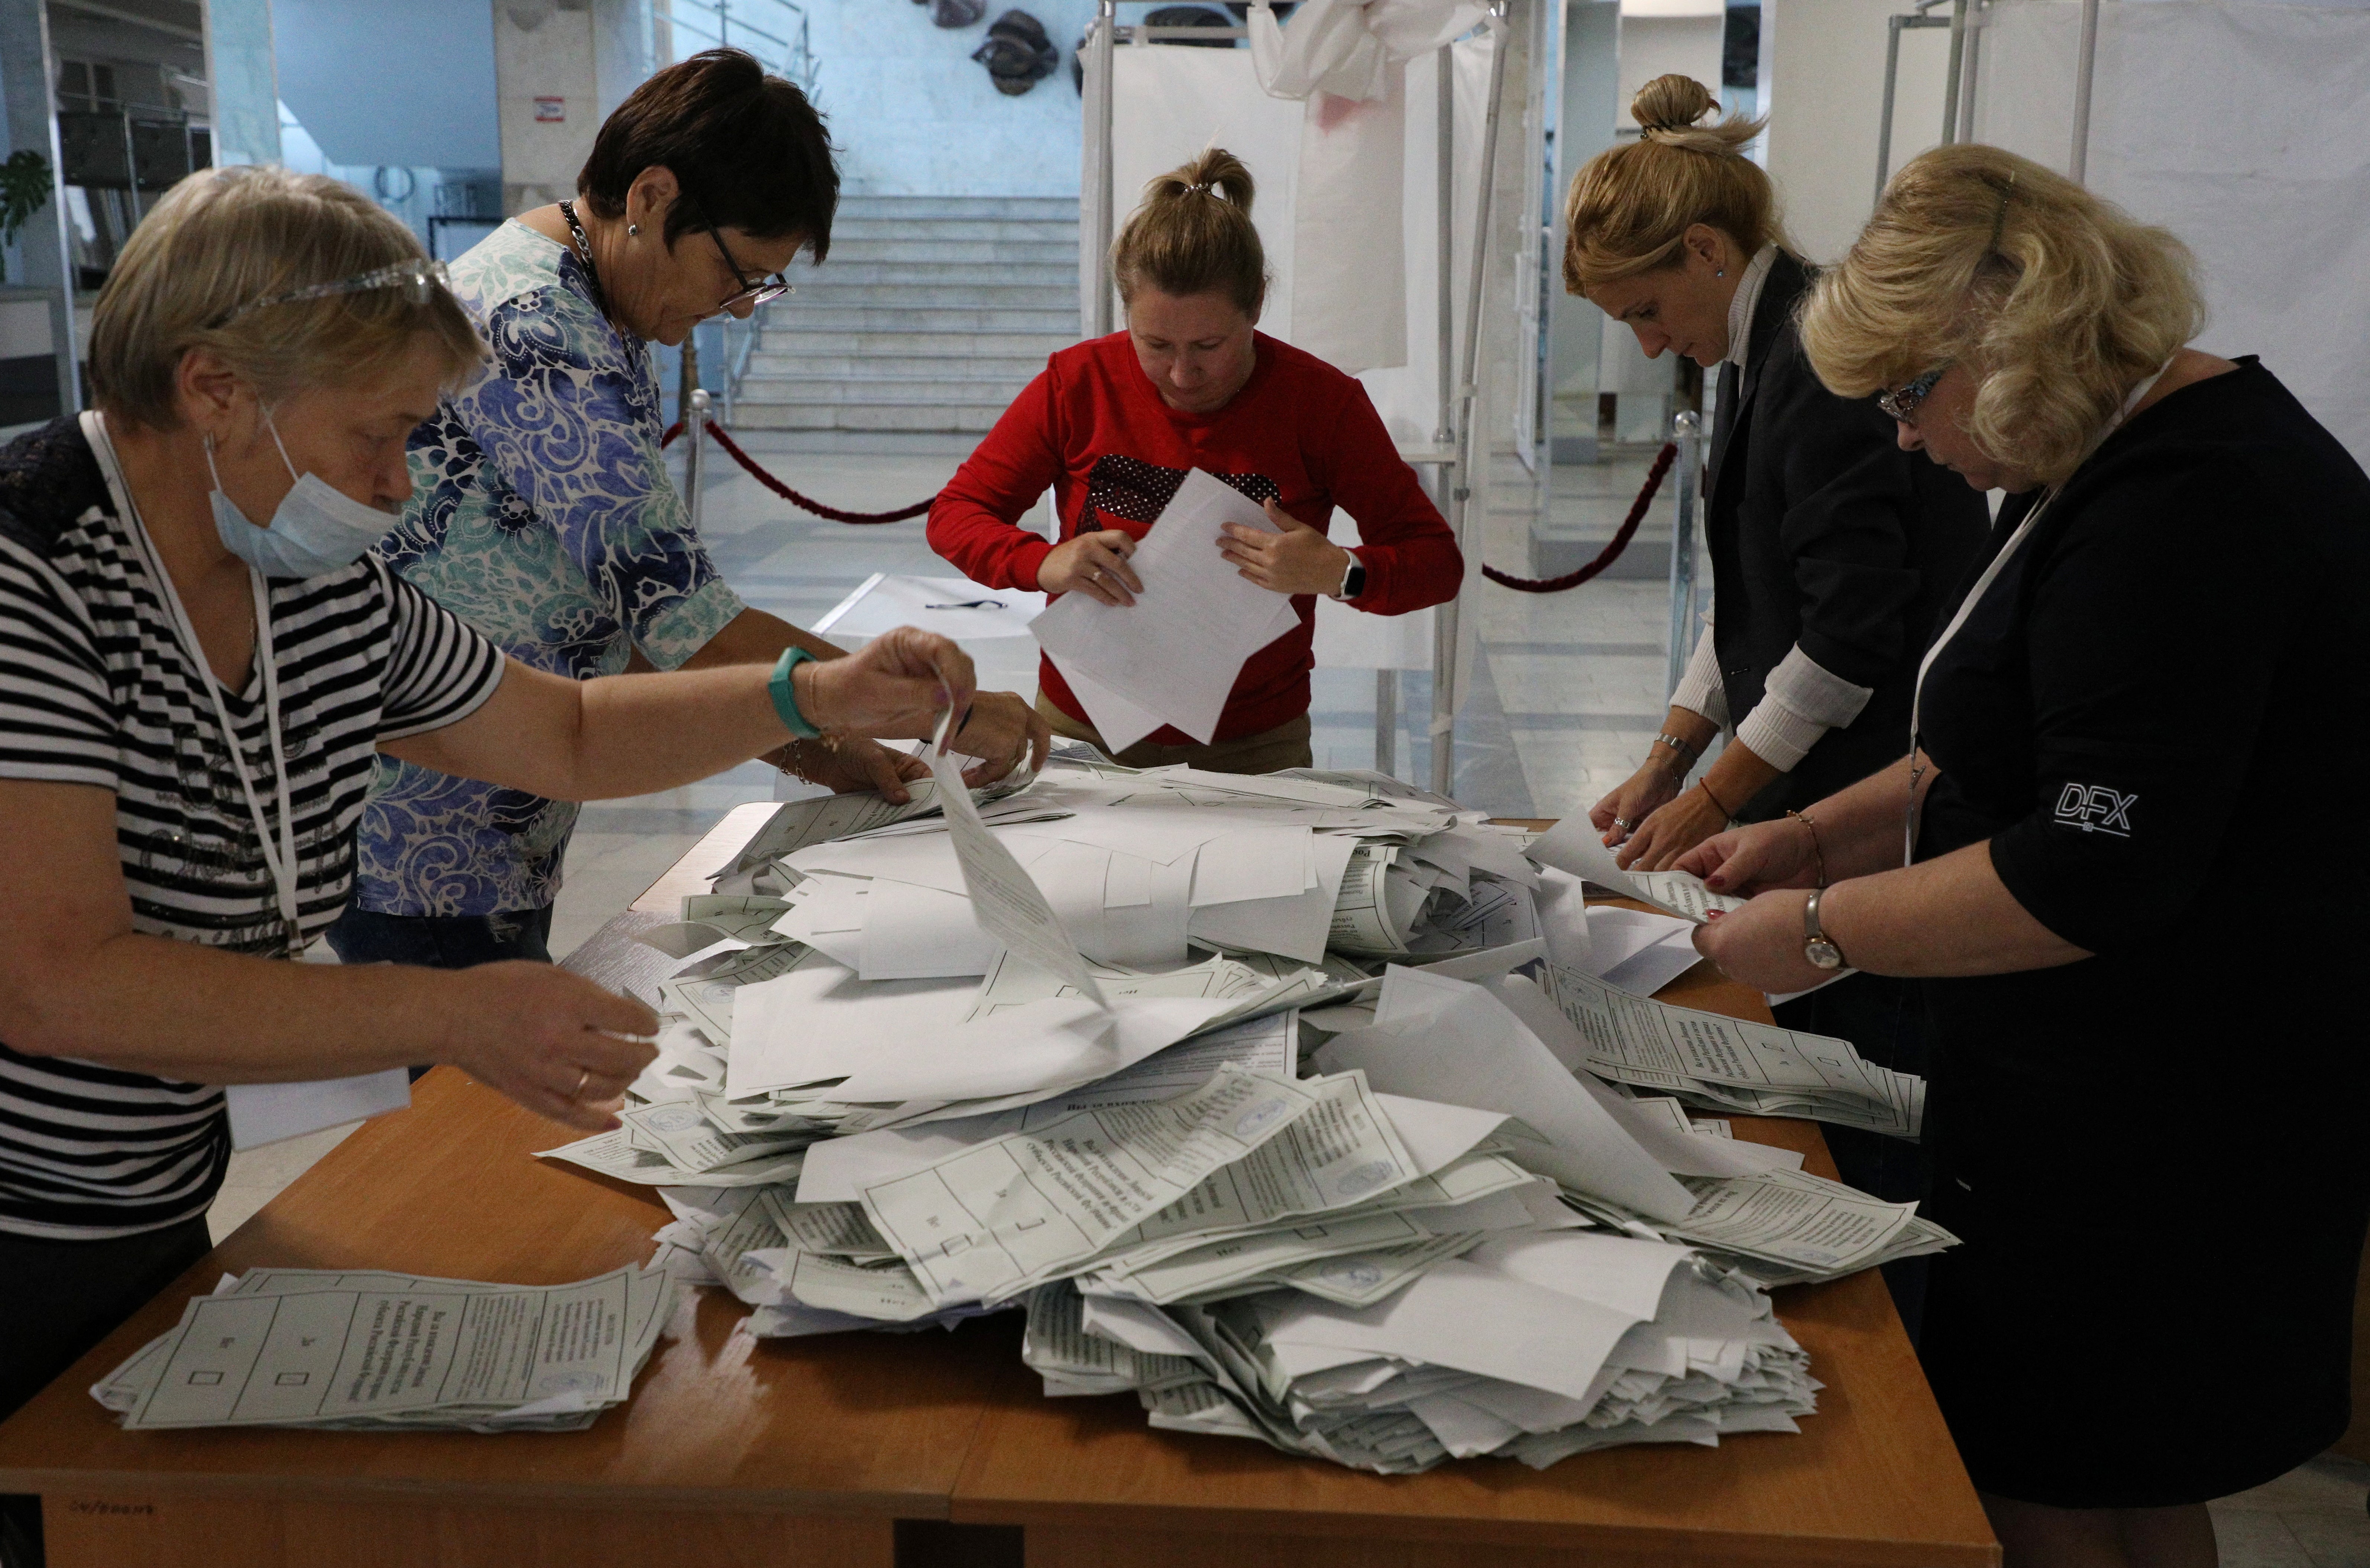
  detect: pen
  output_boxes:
[925,599,1006,610]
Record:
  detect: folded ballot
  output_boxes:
[1030,470,1301,750]
[531,748,1951,1475]
[91,1265,674,1432]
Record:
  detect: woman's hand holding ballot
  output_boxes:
[1037,528,1144,607]
[1220,499,1355,596]
[439,962,661,1131]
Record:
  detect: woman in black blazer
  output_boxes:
[1559,75,1989,1267]
[1573,74,1988,870]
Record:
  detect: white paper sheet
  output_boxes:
[815,573,1048,640]
[1031,469,1300,745]
[862,1067,1321,1304]
[1316,967,1695,1222]
[225,1070,411,1152]
[1526,817,1748,923]
[927,708,1110,1008]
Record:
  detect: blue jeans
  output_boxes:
[326,905,555,969]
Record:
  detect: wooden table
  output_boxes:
[0,809,1997,1568]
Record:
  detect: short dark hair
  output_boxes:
[577,49,839,262]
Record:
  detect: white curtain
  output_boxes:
[1973,0,2370,467]
[1107,47,1308,341]
[1248,0,1489,374]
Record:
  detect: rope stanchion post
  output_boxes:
[686,388,711,536]
[1664,409,1703,701]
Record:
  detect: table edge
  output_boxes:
[945,1496,2000,1566]
[0,1462,955,1520]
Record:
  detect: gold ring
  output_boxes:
[572,1068,590,1101]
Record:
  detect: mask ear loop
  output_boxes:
[259,403,301,484]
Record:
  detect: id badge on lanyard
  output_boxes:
[81,412,305,954]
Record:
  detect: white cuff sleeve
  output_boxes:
[1668,630,1728,729]
[1732,645,1876,772]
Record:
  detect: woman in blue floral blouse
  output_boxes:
[335,49,1048,970]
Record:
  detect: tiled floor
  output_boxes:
[2212,1455,2370,1567]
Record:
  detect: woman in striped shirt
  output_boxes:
[0,167,980,1433]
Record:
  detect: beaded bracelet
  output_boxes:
[1786,808,1830,888]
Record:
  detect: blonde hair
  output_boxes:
[1801,145,2204,485]
[1111,148,1267,316]
[90,164,483,431]
[1562,75,1787,293]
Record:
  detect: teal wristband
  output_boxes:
[769,648,823,739]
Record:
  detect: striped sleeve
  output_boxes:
[0,532,121,789]
[375,563,507,740]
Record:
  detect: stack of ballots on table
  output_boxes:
[1524,817,1921,1138]
[90,1265,674,1432]
[534,738,1947,1472]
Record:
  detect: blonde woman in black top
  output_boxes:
[1690,144,2370,1566]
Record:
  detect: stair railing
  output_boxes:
[717,310,762,429]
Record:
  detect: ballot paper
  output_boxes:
[1585,907,1707,997]
[1315,966,1696,1222]
[928,707,1110,1007]
[225,1069,411,1151]
[95,1265,674,1432]
[1042,647,1172,756]
[525,755,1952,1479]
[1026,1229,1819,1474]
[1549,964,1921,1139]
[1662,1167,1957,1285]
[537,1126,808,1188]
[710,773,1038,894]
[861,1066,1324,1305]
[1526,817,1748,923]
[1031,468,1300,747]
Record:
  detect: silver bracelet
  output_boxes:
[1652,731,1700,765]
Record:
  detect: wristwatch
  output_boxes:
[1802,887,1848,971]
[1334,555,1367,600]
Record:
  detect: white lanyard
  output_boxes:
[1901,359,2175,866]
[81,412,304,955]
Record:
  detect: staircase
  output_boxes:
[728,195,1082,454]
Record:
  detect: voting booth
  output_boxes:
[1966,0,2370,470]
[1080,0,1528,788]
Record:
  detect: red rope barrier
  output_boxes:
[1480,441,1678,593]
[660,417,936,525]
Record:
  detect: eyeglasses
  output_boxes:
[689,194,794,312]
[213,259,451,328]
[1878,363,1949,426]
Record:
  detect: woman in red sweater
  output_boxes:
[928,148,1463,773]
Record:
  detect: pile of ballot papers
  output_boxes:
[90,1265,674,1432]
[1525,817,1921,1138]
[528,738,1950,1472]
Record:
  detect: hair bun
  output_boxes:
[1632,74,1718,134]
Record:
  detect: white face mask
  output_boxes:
[205,405,396,579]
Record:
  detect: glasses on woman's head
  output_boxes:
[213,259,453,328]
[687,194,794,311]
[1878,363,1950,426]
